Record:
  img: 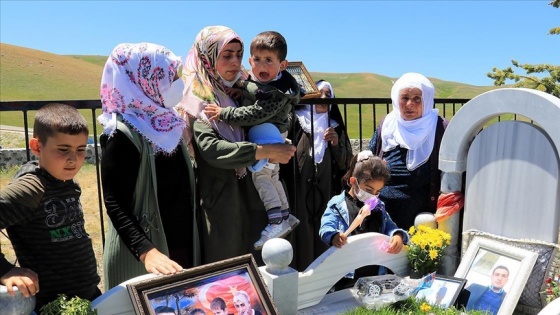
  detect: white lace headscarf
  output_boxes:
[381,72,439,170]
[295,80,338,163]
[98,42,186,154]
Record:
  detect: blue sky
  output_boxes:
[1,0,558,86]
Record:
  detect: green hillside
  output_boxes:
[67,55,108,67]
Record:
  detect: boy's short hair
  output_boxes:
[33,103,89,144]
[210,297,227,310]
[250,31,287,61]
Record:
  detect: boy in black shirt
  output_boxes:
[0,103,100,312]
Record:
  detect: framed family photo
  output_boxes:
[415,274,467,309]
[454,237,538,315]
[286,61,321,99]
[127,254,279,315]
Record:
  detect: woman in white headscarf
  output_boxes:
[176,26,295,265]
[369,72,448,230]
[99,42,199,289]
[281,80,353,271]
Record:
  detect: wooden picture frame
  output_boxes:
[415,274,467,309]
[127,254,278,315]
[454,237,538,315]
[286,61,320,99]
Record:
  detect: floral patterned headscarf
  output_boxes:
[98,42,186,153]
[177,25,246,154]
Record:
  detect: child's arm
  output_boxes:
[204,104,222,121]
[0,261,39,297]
[319,202,348,247]
[387,232,404,254]
[219,87,292,126]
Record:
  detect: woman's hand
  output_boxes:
[203,103,222,121]
[140,248,183,276]
[324,127,339,146]
[0,267,39,297]
[331,232,348,248]
[387,234,404,254]
[256,143,296,164]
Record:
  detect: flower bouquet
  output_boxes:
[406,225,451,277]
[542,263,560,304]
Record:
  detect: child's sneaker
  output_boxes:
[254,220,291,250]
[287,214,300,230]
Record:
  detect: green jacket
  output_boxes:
[103,119,199,289]
[193,120,267,265]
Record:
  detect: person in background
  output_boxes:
[176,25,295,265]
[0,103,101,312]
[466,265,509,315]
[319,150,408,290]
[188,308,207,315]
[369,72,448,230]
[204,31,301,250]
[281,80,353,271]
[99,42,198,290]
[155,305,177,315]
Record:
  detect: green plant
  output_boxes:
[40,294,97,315]
[406,225,451,276]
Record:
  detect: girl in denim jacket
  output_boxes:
[319,150,409,289]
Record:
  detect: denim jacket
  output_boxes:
[319,191,409,277]
[319,192,409,248]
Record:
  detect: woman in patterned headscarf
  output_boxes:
[99,42,198,289]
[177,26,295,264]
[369,72,448,231]
[281,80,353,271]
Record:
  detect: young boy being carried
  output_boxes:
[204,31,301,250]
[0,103,101,312]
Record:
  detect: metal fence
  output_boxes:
[0,98,469,249]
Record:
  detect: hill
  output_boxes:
[1,43,500,101]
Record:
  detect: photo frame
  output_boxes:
[454,236,538,315]
[286,61,320,99]
[415,274,467,309]
[127,254,278,315]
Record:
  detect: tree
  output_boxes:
[487,0,560,97]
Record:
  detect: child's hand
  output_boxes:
[225,87,243,100]
[331,232,348,248]
[203,103,222,121]
[0,266,39,297]
[387,234,404,254]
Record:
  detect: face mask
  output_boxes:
[162,79,185,108]
[218,71,242,88]
[354,180,377,203]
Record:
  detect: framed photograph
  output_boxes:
[127,254,279,315]
[415,274,467,309]
[286,61,320,99]
[454,236,538,315]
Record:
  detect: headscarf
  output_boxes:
[98,42,186,154]
[295,80,339,163]
[176,26,246,167]
[381,72,439,170]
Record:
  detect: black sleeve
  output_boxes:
[100,131,155,260]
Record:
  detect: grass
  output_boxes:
[343,298,489,315]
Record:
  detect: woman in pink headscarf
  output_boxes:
[177,26,295,264]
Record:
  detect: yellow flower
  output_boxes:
[420,302,432,312]
[407,225,451,276]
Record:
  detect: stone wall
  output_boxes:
[0,139,373,168]
[0,144,101,168]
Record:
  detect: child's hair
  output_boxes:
[210,297,227,310]
[250,31,287,61]
[342,150,390,189]
[33,103,89,144]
